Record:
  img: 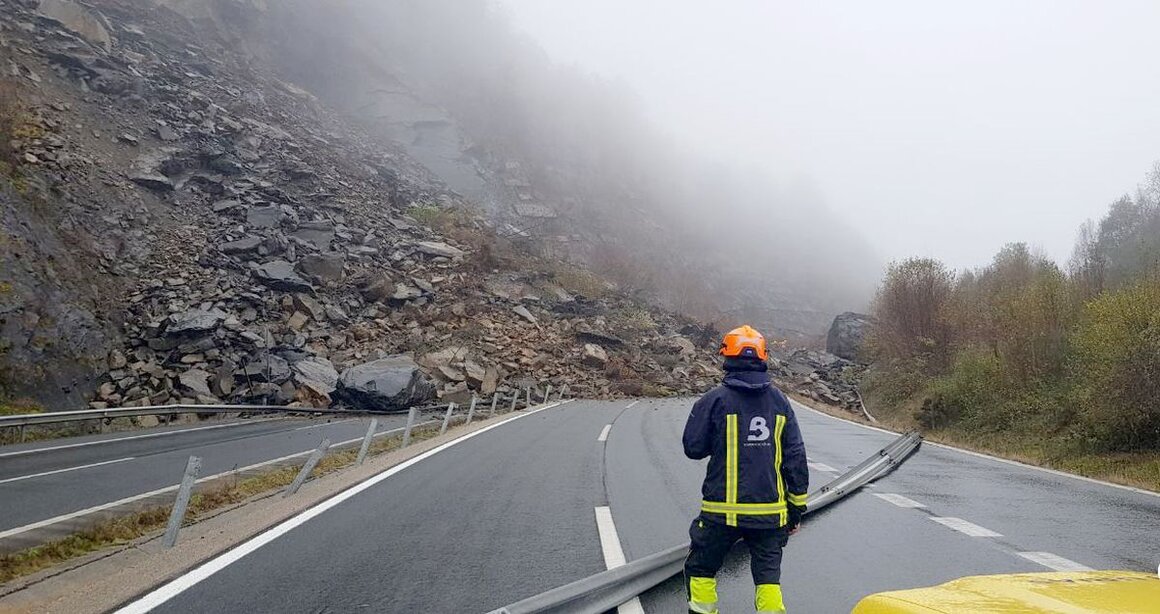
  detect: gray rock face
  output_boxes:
[239,354,292,383]
[130,172,174,192]
[826,312,874,362]
[297,253,344,283]
[293,221,335,250]
[38,0,112,50]
[221,236,261,254]
[246,206,285,229]
[513,305,538,324]
[333,355,436,412]
[167,308,227,336]
[416,241,464,259]
[178,368,214,397]
[582,343,608,367]
[293,357,339,395]
[254,260,313,292]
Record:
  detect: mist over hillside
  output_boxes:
[228,0,881,338]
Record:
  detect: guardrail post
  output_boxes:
[163,455,202,548]
[356,418,378,465]
[19,424,26,443]
[489,394,499,418]
[402,407,418,447]
[543,385,552,404]
[466,395,478,425]
[559,384,568,401]
[509,390,519,413]
[285,438,330,497]
[439,402,456,435]
[525,387,533,409]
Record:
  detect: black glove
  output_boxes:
[787,504,805,529]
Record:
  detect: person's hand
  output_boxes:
[788,523,801,536]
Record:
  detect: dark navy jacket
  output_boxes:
[683,364,808,529]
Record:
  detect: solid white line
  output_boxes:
[790,400,1160,499]
[0,457,136,485]
[0,419,281,458]
[1017,551,1094,572]
[872,493,926,509]
[598,424,612,442]
[594,506,646,614]
[807,461,839,474]
[0,424,420,542]
[113,400,571,614]
[930,516,1002,537]
[625,400,641,408]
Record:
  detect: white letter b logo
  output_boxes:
[747,416,770,442]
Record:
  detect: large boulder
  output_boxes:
[298,253,345,283]
[825,312,874,362]
[255,260,313,292]
[333,355,436,412]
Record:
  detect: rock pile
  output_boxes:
[771,349,867,413]
[0,0,726,410]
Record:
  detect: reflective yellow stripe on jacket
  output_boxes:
[725,414,738,526]
[773,414,787,526]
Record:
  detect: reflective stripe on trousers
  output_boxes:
[756,583,786,613]
[688,576,718,613]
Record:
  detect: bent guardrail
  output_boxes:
[489,430,923,614]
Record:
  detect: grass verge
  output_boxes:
[0,424,445,584]
[791,393,1160,493]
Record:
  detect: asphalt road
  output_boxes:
[111,397,1160,613]
[0,414,411,537]
[610,397,1160,612]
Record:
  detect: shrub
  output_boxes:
[1070,279,1160,450]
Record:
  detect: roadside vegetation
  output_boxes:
[862,163,1160,492]
[0,424,445,584]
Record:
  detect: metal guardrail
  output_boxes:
[0,383,574,439]
[0,386,570,554]
[488,430,923,614]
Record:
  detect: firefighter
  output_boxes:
[682,325,809,614]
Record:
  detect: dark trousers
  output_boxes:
[685,515,788,586]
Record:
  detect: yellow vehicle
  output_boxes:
[852,571,1160,613]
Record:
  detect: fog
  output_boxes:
[501,0,1160,271]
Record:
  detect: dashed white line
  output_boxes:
[807,461,839,473]
[872,493,927,509]
[0,457,136,484]
[625,400,641,408]
[594,506,646,614]
[930,517,1002,537]
[113,401,571,614]
[598,424,613,442]
[1017,551,1093,572]
[0,419,279,458]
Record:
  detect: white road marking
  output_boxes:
[1017,551,1094,572]
[0,419,280,458]
[791,399,1160,499]
[598,424,613,442]
[930,517,1002,537]
[807,461,839,473]
[594,506,646,614]
[872,493,926,508]
[0,423,431,542]
[625,400,641,408]
[0,457,136,485]
[112,400,572,614]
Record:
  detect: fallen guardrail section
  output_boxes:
[488,430,923,614]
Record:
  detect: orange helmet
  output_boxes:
[720,325,768,360]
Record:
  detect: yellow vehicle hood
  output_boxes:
[852,571,1160,613]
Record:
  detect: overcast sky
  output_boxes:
[500,0,1160,271]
